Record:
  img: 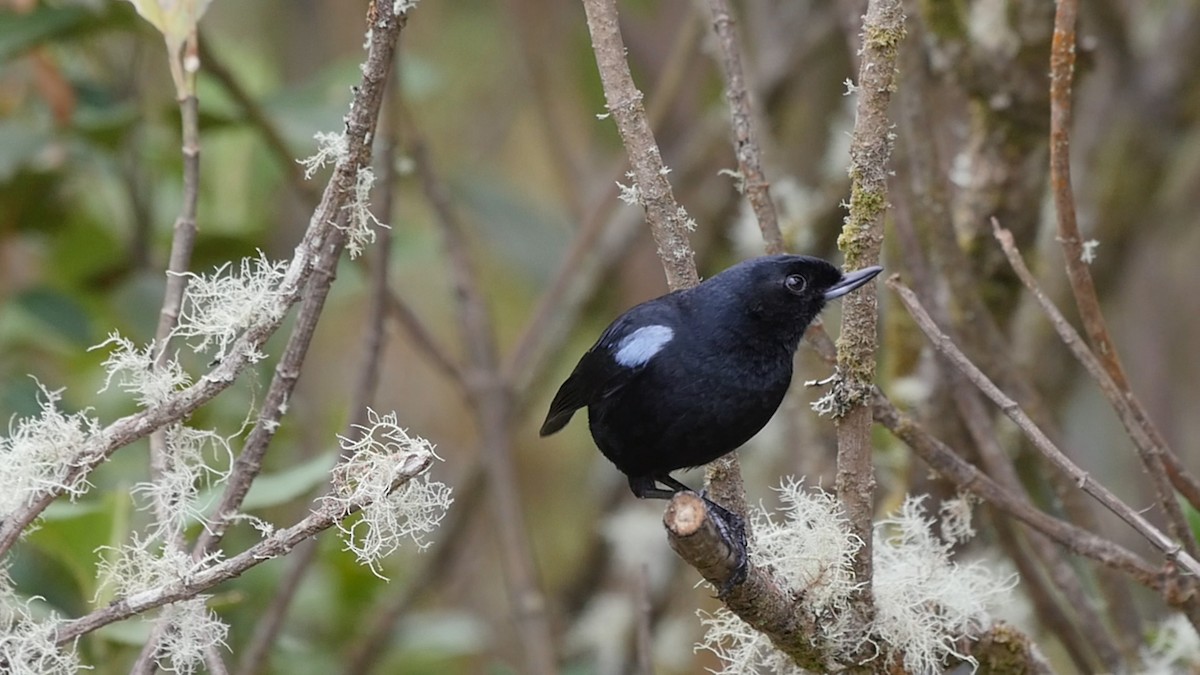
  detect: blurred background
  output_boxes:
[2,0,1200,672]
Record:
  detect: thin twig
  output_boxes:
[409,135,559,675]
[994,221,1200,553]
[134,28,207,675]
[703,0,782,254]
[233,76,405,675]
[833,0,905,613]
[889,278,1200,578]
[52,453,433,646]
[871,391,1161,589]
[1048,0,1200,558]
[951,379,1121,670]
[579,0,699,292]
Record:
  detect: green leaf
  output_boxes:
[0,5,136,63]
[25,492,128,601]
[240,451,334,510]
[0,6,91,62]
[191,451,334,520]
[11,286,94,347]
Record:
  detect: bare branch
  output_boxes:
[579,0,699,292]
[703,0,782,254]
[1048,0,1200,563]
[889,278,1200,579]
[871,391,1161,589]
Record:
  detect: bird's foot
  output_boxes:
[697,491,749,597]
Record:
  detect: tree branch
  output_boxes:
[1048,0,1200,562]
[889,278,1200,579]
[703,0,782,254]
[579,0,699,292]
[871,391,1161,589]
[409,135,559,675]
[834,0,905,616]
[52,454,432,646]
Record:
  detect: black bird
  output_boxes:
[540,254,883,505]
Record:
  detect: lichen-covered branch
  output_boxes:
[52,453,432,646]
[663,492,826,670]
[0,2,408,562]
[834,0,905,614]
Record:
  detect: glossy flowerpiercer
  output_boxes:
[540,255,883,507]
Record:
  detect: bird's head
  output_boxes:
[704,254,883,347]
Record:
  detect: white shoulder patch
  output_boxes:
[614,325,673,367]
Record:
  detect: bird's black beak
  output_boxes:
[823,266,884,300]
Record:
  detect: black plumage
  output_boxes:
[540,254,883,502]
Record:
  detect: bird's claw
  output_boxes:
[696,490,749,597]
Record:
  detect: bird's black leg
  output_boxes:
[633,473,747,596]
[653,474,694,494]
[627,474,679,500]
[628,473,747,544]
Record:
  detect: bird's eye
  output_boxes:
[784,274,807,294]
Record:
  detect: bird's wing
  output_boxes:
[539,302,678,436]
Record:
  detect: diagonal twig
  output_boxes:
[889,278,1200,579]
[993,220,1200,562]
[871,391,1161,588]
[702,0,782,254]
[52,452,433,646]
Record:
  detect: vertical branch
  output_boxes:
[1049,0,1200,556]
[579,0,699,292]
[833,0,904,608]
[151,99,200,360]
[132,30,212,675]
[145,33,203,532]
[1049,0,1103,359]
[409,137,559,675]
[703,0,783,254]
